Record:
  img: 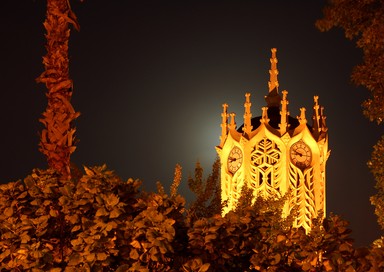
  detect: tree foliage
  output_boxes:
[369,136,384,229]
[186,158,222,224]
[0,165,141,271]
[317,0,384,234]
[1,164,384,271]
[316,0,384,124]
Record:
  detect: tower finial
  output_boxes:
[279,90,289,134]
[229,112,237,130]
[243,93,253,135]
[312,96,321,136]
[265,48,281,107]
[268,48,279,93]
[320,106,328,133]
[261,107,270,124]
[298,107,307,125]
[220,103,229,147]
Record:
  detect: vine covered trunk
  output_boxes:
[37,0,80,179]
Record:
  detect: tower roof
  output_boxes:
[222,48,325,140]
[239,49,300,133]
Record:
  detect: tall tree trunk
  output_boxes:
[37,0,80,179]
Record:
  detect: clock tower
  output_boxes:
[216,48,330,232]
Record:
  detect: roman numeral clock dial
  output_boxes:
[290,140,312,169]
[228,146,243,174]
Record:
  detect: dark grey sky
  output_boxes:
[1,0,383,246]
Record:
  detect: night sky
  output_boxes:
[2,0,383,247]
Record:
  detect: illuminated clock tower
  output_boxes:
[216,48,330,231]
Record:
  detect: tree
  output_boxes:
[3,163,383,271]
[37,0,80,179]
[369,136,384,229]
[186,158,222,224]
[0,165,188,271]
[0,165,141,270]
[316,0,384,124]
[316,0,384,231]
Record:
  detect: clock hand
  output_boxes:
[295,151,305,157]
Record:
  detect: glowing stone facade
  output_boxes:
[216,48,330,232]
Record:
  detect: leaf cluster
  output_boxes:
[0,165,141,271]
[186,208,377,272]
[369,136,384,229]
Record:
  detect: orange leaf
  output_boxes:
[50,79,72,93]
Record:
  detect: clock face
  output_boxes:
[290,140,312,169]
[228,146,243,174]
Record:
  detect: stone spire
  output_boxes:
[220,103,228,147]
[279,90,289,134]
[298,107,307,125]
[320,106,328,133]
[229,112,237,131]
[265,48,281,107]
[243,93,253,135]
[261,107,269,124]
[312,96,321,136]
[268,48,279,92]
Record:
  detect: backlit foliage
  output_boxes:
[123,181,186,271]
[187,158,222,224]
[170,164,182,198]
[1,165,384,271]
